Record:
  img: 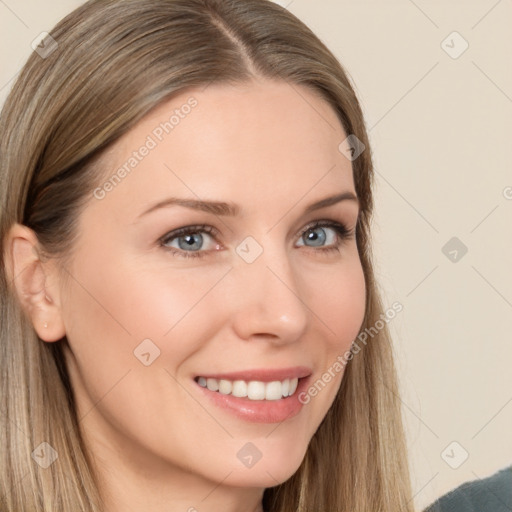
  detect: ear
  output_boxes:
[3,223,66,342]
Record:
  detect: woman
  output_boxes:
[0,0,413,510]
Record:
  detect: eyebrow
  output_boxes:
[137,191,359,219]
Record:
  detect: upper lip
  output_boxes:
[196,366,312,383]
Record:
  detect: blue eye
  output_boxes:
[160,224,218,258]
[298,224,340,248]
[295,221,354,255]
[173,232,204,251]
[159,220,354,259]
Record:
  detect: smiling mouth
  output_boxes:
[194,376,300,400]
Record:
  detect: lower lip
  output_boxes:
[195,377,311,423]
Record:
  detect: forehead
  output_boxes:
[90,79,355,218]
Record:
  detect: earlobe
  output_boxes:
[4,223,66,343]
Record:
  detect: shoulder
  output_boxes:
[424,465,512,512]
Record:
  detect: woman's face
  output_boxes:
[53,79,366,490]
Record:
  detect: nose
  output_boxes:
[227,246,309,344]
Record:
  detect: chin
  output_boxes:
[227,465,302,489]
[226,441,308,488]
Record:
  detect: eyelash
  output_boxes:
[159,220,355,260]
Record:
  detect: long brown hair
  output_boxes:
[0,0,413,510]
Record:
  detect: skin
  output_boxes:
[6,78,366,512]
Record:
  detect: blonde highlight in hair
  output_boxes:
[0,0,413,510]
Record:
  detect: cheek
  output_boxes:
[61,250,229,371]
[59,254,227,445]
[309,254,366,350]
[299,254,366,409]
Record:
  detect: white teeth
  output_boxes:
[289,377,298,395]
[218,379,232,394]
[265,381,283,401]
[247,381,266,400]
[196,377,300,400]
[232,380,248,398]
[281,378,290,397]
[206,378,219,392]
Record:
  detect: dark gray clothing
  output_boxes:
[424,466,512,512]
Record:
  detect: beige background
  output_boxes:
[1,1,511,510]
